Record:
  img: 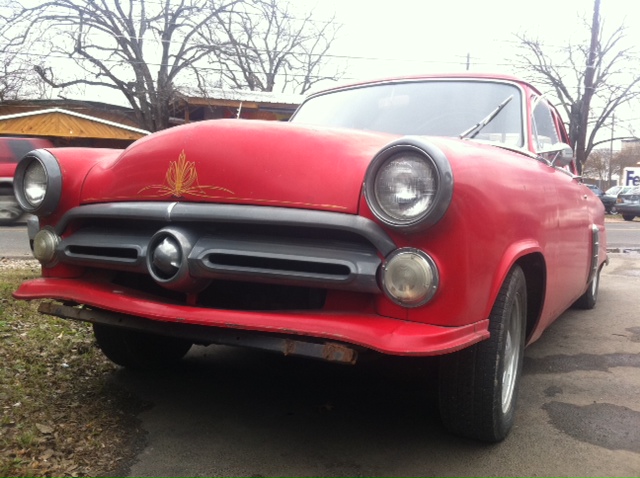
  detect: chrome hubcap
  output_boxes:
[502,294,522,413]
[590,273,598,297]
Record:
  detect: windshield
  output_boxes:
[292,80,524,147]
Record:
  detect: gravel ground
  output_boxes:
[0,258,39,271]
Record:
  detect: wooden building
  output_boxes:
[0,99,149,148]
[170,89,303,125]
[0,90,303,147]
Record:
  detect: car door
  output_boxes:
[532,99,592,323]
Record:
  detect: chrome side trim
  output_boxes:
[588,224,600,283]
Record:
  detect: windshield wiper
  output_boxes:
[459,95,514,140]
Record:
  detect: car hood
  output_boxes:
[80,120,396,214]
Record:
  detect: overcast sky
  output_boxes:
[301,0,640,141]
[309,0,640,84]
[18,0,639,142]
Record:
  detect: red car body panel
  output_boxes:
[13,74,607,357]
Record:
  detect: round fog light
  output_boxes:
[381,249,438,307]
[33,228,60,265]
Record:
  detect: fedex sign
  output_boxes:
[623,167,640,186]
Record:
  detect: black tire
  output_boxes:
[0,187,23,225]
[93,323,192,369]
[622,214,635,221]
[610,206,617,215]
[438,265,527,442]
[572,266,601,310]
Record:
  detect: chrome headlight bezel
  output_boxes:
[364,138,453,232]
[13,150,62,216]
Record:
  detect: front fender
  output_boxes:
[22,148,123,228]
[489,239,544,318]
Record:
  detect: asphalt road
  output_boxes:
[101,253,640,477]
[605,218,640,250]
[0,221,32,258]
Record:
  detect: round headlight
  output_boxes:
[365,139,453,231]
[375,153,436,221]
[24,160,48,207]
[13,150,62,216]
[381,248,439,307]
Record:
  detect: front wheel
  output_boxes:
[572,266,601,310]
[93,324,192,369]
[622,214,636,221]
[438,265,527,442]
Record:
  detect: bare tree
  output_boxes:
[1,0,240,131]
[209,0,342,94]
[611,141,640,180]
[0,49,47,101]
[581,149,609,184]
[515,0,640,173]
[0,8,49,101]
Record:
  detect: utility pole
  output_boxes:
[576,0,601,174]
[608,113,614,186]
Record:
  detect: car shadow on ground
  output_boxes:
[108,346,498,476]
[114,344,443,435]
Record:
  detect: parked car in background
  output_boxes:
[603,185,634,214]
[12,73,607,443]
[0,136,54,224]
[584,184,608,210]
[585,184,604,197]
[615,186,640,221]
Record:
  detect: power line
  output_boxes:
[2,45,533,72]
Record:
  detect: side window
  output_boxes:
[532,100,560,152]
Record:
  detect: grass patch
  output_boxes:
[0,265,146,477]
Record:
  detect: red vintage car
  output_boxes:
[0,136,54,224]
[12,73,607,442]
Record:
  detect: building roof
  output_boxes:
[0,90,303,144]
[177,88,304,106]
[0,107,149,141]
[172,89,304,122]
